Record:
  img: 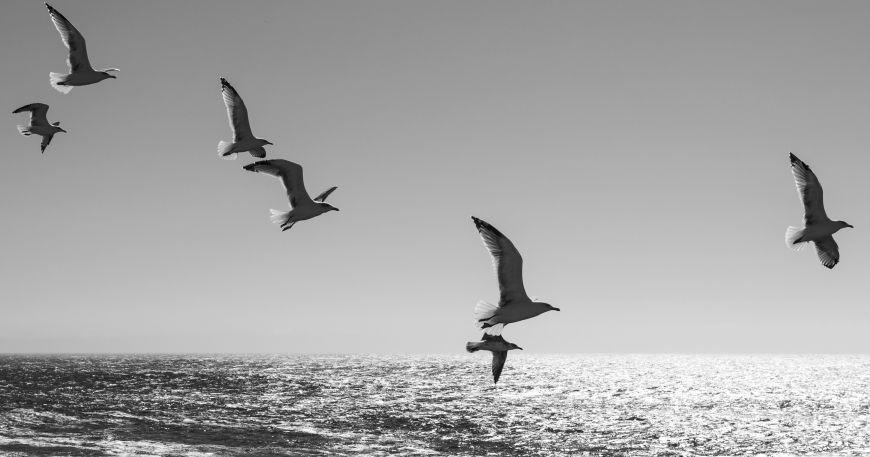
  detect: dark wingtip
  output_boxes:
[789,152,804,167]
[471,216,505,238]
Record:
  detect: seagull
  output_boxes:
[217,78,272,160]
[13,103,66,153]
[471,216,559,334]
[785,153,853,269]
[45,3,118,94]
[466,333,523,384]
[242,160,338,231]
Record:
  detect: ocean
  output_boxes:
[1,354,869,456]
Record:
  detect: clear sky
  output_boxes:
[1,0,868,353]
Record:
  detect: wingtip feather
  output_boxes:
[243,160,268,172]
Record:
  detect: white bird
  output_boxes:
[466,333,523,384]
[785,153,853,269]
[471,216,559,335]
[13,103,66,153]
[242,160,338,231]
[45,3,118,94]
[217,78,272,160]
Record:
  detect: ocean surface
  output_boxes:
[1,354,870,456]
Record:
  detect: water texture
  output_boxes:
[1,354,870,456]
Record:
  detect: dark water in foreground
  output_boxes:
[1,354,870,456]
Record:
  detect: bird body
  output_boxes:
[218,78,271,159]
[45,3,117,94]
[785,153,853,269]
[475,299,553,330]
[243,159,338,231]
[471,216,559,333]
[466,333,522,383]
[13,103,66,153]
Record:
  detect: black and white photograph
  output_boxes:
[1,1,869,455]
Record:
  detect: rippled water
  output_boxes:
[2,354,870,456]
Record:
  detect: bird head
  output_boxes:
[509,343,523,351]
[100,69,119,79]
[528,301,560,318]
[837,221,854,230]
[537,302,560,312]
[261,140,274,146]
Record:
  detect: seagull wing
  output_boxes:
[40,135,53,153]
[243,159,313,208]
[45,3,93,73]
[482,334,507,343]
[249,146,266,158]
[313,186,338,202]
[814,235,839,269]
[789,153,829,225]
[220,78,255,142]
[13,103,51,127]
[472,216,529,305]
[491,351,508,384]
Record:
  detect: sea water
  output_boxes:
[1,354,870,456]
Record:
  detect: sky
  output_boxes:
[1,0,868,353]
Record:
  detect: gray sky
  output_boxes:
[1,0,868,353]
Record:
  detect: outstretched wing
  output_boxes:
[472,216,528,305]
[789,153,829,225]
[220,78,254,142]
[814,236,839,269]
[13,103,50,127]
[491,351,508,383]
[45,3,92,72]
[313,186,338,202]
[243,159,313,208]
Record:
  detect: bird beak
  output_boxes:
[553,307,561,311]
[109,75,117,79]
[848,224,854,228]
[517,346,523,350]
[59,128,67,133]
[333,207,340,212]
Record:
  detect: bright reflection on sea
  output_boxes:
[1,354,870,456]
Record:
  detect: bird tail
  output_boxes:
[217,141,237,160]
[466,341,484,353]
[785,226,809,251]
[270,209,291,226]
[17,125,32,136]
[474,300,503,335]
[49,72,73,94]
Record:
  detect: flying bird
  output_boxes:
[243,159,338,231]
[466,333,523,384]
[785,153,853,269]
[13,103,66,153]
[45,3,118,93]
[471,216,559,334]
[217,78,272,160]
